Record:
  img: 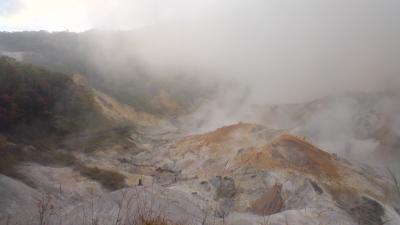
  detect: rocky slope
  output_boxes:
[2,41,399,225]
[1,67,399,225]
[2,121,399,225]
[134,123,400,224]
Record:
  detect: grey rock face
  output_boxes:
[337,196,385,225]
[0,175,40,225]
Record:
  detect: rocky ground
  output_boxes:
[1,88,400,225]
[1,121,400,225]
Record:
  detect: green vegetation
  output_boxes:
[0,56,103,138]
[0,142,77,174]
[0,56,108,173]
[79,166,126,191]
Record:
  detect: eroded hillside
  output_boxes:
[2,120,399,225]
[1,57,400,225]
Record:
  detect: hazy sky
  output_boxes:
[1,0,399,32]
[1,0,400,103]
[0,0,217,31]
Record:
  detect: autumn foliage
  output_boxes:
[0,56,98,135]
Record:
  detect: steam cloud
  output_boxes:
[82,0,400,101]
[2,0,400,165]
[84,0,400,163]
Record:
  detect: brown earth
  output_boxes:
[250,183,284,216]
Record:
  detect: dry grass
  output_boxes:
[5,189,194,225]
[136,215,183,225]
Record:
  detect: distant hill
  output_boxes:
[0,31,214,117]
